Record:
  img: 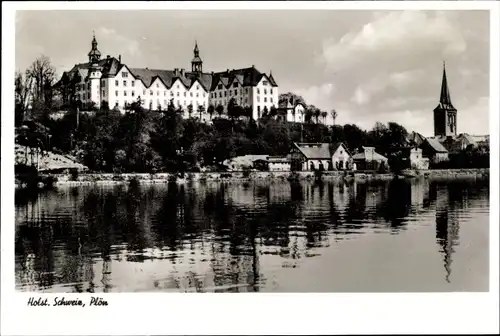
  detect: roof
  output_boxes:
[406,131,426,146]
[268,156,290,163]
[224,154,269,167]
[352,147,388,161]
[55,57,121,86]
[424,138,448,153]
[293,142,349,159]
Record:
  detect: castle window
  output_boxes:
[88,92,90,99]
[122,72,128,78]
[115,91,119,96]
[196,93,199,98]
[171,92,174,97]
[124,91,127,96]
[132,81,135,87]
[264,97,267,103]
[177,85,180,89]
[224,91,227,97]
[257,88,260,94]
[132,91,135,97]
[264,89,267,95]
[203,93,206,98]
[115,80,119,86]
[263,80,269,86]
[246,88,249,94]
[190,92,193,97]
[102,90,105,96]
[196,85,200,90]
[271,97,273,103]
[164,99,167,105]
[233,83,238,88]
[270,88,273,94]
[177,92,179,97]
[156,83,159,88]
[234,90,237,96]
[164,91,166,96]
[143,90,146,95]
[257,96,260,102]
[184,92,187,97]
[219,92,222,98]
[157,91,159,96]
[124,80,128,87]
[217,84,222,90]
[150,90,153,95]
[101,80,105,87]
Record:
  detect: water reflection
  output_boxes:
[15,178,490,292]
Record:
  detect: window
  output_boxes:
[233,82,238,88]
[196,85,199,90]
[264,89,267,94]
[257,96,260,102]
[264,97,267,103]
[196,93,199,98]
[270,88,273,94]
[122,72,128,78]
[184,101,186,106]
[115,80,119,86]
[101,80,105,87]
[177,100,180,106]
[124,91,127,96]
[245,88,249,94]
[132,81,135,87]
[177,85,180,89]
[156,83,159,88]
[224,91,227,97]
[150,90,153,95]
[271,97,273,103]
[257,88,260,94]
[123,80,127,87]
[184,92,187,97]
[115,91,119,96]
[203,93,206,98]
[219,92,222,98]
[263,80,269,86]
[177,92,180,97]
[157,91,159,96]
[102,90,105,96]
[132,91,135,97]
[171,91,174,97]
[217,84,222,90]
[190,92,193,97]
[87,92,91,99]
[234,90,237,96]
[143,90,146,95]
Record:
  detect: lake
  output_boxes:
[15,177,490,293]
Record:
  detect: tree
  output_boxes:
[331,109,338,126]
[305,109,313,123]
[207,104,215,120]
[215,104,224,118]
[25,55,56,117]
[15,71,33,126]
[197,104,206,121]
[187,103,194,119]
[321,111,327,125]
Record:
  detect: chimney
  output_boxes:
[174,68,179,76]
[226,69,230,74]
[211,71,214,75]
[118,55,121,63]
[180,68,185,76]
[106,55,110,59]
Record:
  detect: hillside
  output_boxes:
[15,144,87,172]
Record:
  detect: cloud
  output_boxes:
[97,26,140,58]
[294,82,335,110]
[319,11,467,73]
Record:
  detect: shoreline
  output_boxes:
[15,168,489,189]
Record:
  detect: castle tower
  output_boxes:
[88,32,103,108]
[433,62,457,137]
[191,41,203,74]
[88,32,102,63]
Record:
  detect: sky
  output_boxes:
[15,10,490,136]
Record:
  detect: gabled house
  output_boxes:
[351,147,388,171]
[289,142,351,171]
[420,138,449,164]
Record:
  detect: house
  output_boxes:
[400,147,429,170]
[278,97,306,123]
[253,158,269,171]
[420,138,449,164]
[224,154,269,171]
[289,142,351,171]
[406,131,427,147]
[351,147,388,171]
[268,156,291,171]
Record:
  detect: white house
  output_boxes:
[289,142,351,171]
[54,34,279,121]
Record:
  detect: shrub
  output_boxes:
[242,166,252,178]
[70,169,79,181]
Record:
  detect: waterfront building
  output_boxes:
[54,34,279,121]
[290,142,351,171]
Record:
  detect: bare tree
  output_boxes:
[26,55,56,104]
[15,71,33,125]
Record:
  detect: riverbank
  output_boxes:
[15,168,489,189]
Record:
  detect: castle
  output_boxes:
[55,34,279,121]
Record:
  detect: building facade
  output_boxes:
[433,62,457,137]
[54,35,279,121]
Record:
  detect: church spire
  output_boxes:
[439,61,452,106]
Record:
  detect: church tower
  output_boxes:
[191,41,203,74]
[433,62,457,137]
[88,32,103,108]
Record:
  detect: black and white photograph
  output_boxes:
[2,1,499,335]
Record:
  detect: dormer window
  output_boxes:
[122,72,128,78]
[263,80,269,86]
[233,83,238,88]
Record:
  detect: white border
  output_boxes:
[2,2,499,335]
